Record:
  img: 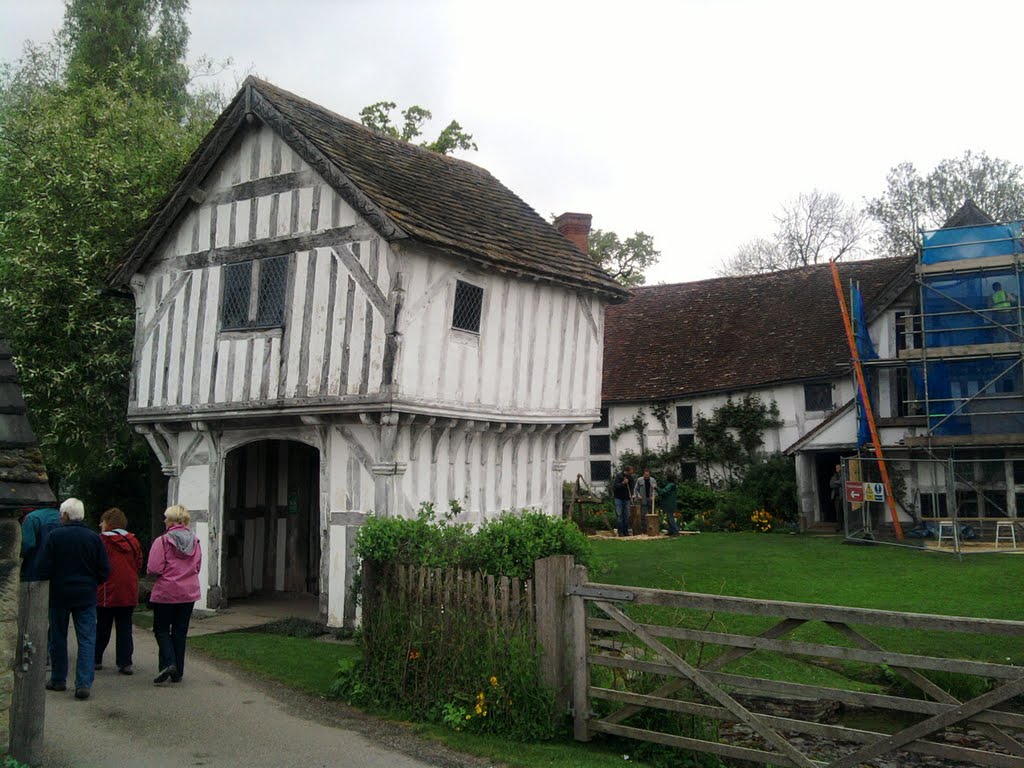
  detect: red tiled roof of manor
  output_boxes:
[602,257,915,403]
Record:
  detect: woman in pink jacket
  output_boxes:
[147,505,202,684]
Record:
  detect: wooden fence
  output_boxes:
[536,556,1024,768]
[362,555,1024,766]
[362,561,536,636]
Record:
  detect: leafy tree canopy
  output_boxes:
[359,100,477,154]
[866,151,1024,258]
[588,229,660,288]
[62,0,190,111]
[0,0,219,487]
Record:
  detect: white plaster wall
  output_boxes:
[569,380,854,487]
[396,249,604,419]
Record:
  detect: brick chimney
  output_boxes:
[553,212,592,254]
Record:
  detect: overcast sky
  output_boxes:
[5,0,1024,284]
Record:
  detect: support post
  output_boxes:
[569,563,591,741]
[534,554,573,716]
[10,580,48,764]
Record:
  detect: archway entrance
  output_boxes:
[222,440,320,601]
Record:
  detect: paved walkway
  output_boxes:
[38,613,477,768]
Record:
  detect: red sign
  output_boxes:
[845,482,864,503]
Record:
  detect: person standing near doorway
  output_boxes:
[95,508,143,675]
[148,505,202,684]
[39,498,110,700]
[829,464,845,533]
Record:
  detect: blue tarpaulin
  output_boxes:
[852,284,876,447]
[921,221,1024,263]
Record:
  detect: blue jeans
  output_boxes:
[49,603,97,690]
[152,602,195,677]
[614,498,631,536]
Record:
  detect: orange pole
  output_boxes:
[830,260,904,540]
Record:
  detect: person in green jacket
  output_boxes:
[659,471,680,536]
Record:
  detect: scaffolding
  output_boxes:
[842,214,1024,554]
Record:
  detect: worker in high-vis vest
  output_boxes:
[990,281,1018,341]
[991,281,1015,309]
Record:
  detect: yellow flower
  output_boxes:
[489,676,499,687]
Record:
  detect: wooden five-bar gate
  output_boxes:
[528,556,1024,767]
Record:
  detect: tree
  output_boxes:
[62,0,190,111]
[719,190,869,276]
[0,1,219,492]
[588,229,660,288]
[359,101,477,154]
[866,151,1024,258]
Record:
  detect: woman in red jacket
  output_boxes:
[95,508,143,674]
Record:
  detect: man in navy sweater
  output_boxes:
[38,498,110,700]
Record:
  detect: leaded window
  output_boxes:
[452,280,484,333]
[804,382,833,412]
[221,256,289,331]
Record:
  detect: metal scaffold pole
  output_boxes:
[830,260,905,540]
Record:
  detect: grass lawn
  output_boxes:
[191,632,359,697]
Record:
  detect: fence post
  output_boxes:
[569,563,591,741]
[10,579,48,764]
[534,554,573,716]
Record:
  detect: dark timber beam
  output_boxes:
[183,224,375,269]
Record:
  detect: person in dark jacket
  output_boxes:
[612,466,636,537]
[95,508,143,675]
[38,498,110,700]
[20,505,61,580]
[658,471,680,536]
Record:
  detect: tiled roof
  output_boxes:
[941,199,996,229]
[602,257,916,403]
[110,78,628,300]
[0,336,56,510]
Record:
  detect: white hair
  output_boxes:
[59,498,85,521]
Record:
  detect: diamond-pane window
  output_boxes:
[590,460,612,482]
[452,280,484,333]
[255,256,288,327]
[589,435,611,455]
[220,257,289,331]
[804,382,833,412]
[676,405,693,428]
[222,262,252,330]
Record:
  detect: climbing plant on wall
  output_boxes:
[692,395,783,488]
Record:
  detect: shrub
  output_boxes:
[356,504,593,580]
[355,501,470,569]
[714,490,759,531]
[676,481,717,522]
[741,455,798,522]
[461,510,593,579]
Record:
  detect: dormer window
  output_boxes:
[452,280,483,333]
[221,256,288,331]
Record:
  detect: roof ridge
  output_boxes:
[244,76,492,177]
[628,255,914,293]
